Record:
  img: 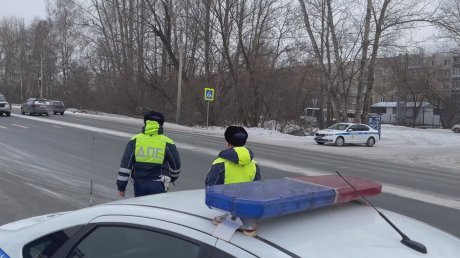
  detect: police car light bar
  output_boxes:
[205,175,381,220]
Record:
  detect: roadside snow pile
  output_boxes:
[66,108,144,125]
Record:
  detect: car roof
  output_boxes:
[109,190,459,257]
[333,122,368,125]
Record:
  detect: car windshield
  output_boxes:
[327,123,350,131]
[53,101,63,105]
[0,95,5,101]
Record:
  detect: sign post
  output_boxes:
[204,88,215,129]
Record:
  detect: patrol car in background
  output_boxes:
[314,122,379,147]
[0,176,459,258]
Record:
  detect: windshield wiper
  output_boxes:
[336,171,427,254]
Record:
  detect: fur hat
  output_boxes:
[224,126,248,146]
[143,111,165,125]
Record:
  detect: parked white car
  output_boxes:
[1,176,459,258]
[453,124,460,133]
[314,122,379,147]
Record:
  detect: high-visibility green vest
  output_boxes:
[212,147,257,184]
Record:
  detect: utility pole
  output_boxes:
[40,51,44,98]
[176,35,183,125]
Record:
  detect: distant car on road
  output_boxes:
[453,124,460,133]
[314,122,379,147]
[50,100,66,115]
[0,94,11,117]
[21,98,51,116]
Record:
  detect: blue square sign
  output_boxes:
[204,88,214,101]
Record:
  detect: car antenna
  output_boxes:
[89,135,95,207]
[89,180,93,207]
[335,171,427,254]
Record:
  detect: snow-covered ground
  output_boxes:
[63,108,460,173]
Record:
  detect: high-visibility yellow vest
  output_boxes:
[132,120,174,164]
[212,147,257,184]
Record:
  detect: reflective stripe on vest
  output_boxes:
[134,134,167,164]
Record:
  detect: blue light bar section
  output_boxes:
[0,248,11,258]
[205,178,336,219]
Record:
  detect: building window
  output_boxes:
[453,80,460,89]
[432,60,435,66]
[452,68,460,77]
[444,59,452,66]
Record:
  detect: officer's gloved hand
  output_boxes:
[160,176,171,183]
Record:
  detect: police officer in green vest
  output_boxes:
[205,126,260,186]
[117,111,181,197]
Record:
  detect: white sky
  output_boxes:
[0,0,47,23]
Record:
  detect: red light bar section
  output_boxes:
[292,175,382,203]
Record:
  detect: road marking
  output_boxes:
[52,125,62,128]
[11,124,29,128]
[384,185,460,210]
[12,113,460,210]
[24,182,66,199]
[0,125,7,129]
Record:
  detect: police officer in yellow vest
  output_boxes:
[205,126,260,186]
[117,111,181,197]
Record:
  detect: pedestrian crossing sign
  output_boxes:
[204,88,214,101]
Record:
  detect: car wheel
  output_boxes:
[61,112,64,115]
[54,112,57,115]
[21,109,25,115]
[317,142,324,145]
[335,137,344,147]
[366,137,375,147]
[455,128,460,133]
[6,112,10,117]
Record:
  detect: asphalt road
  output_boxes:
[0,109,459,238]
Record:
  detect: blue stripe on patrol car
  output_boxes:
[0,248,11,258]
[338,132,378,135]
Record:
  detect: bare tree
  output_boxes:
[359,0,434,123]
[298,0,362,123]
[434,0,460,47]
